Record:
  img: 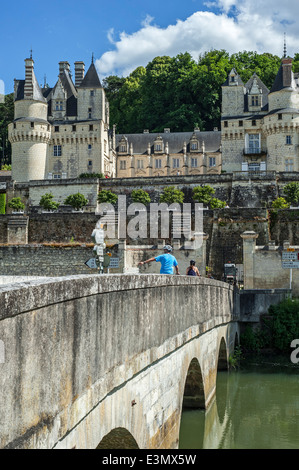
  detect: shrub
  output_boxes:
[192,185,226,208]
[1,164,11,171]
[283,182,299,205]
[8,196,25,212]
[159,186,184,204]
[271,197,290,209]
[79,172,104,179]
[39,193,60,211]
[97,189,118,205]
[131,189,151,205]
[0,193,6,214]
[268,298,299,352]
[64,193,88,210]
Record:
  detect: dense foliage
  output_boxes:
[283,182,299,205]
[97,189,118,205]
[241,298,299,353]
[7,196,24,212]
[0,193,6,214]
[103,50,290,134]
[159,186,184,204]
[131,189,151,205]
[64,193,88,210]
[192,184,226,208]
[0,93,13,165]
[39,193,60,211]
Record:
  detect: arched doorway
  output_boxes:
[96,427,139,449]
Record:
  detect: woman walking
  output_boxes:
[186,260,200,277]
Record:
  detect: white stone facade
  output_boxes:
[221,58,299,173]
[8,57,116,182]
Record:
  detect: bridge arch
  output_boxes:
[182,357,205,409]
[217,337,228,371]
[96,427,139,449]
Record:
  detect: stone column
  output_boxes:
[194,232,209,276]
[241,231,259,289]
[7,216,28,245]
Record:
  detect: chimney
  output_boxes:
[59,61,71,75]
[74,61,85,87]
[282,57,293,88]
[24,57,34,99]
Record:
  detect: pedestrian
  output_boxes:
[138,245,180,275]
[186,260,200,277]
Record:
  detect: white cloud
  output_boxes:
[96,0,299,79]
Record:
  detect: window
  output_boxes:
[72,125,76,132]
[13,123,16,129]
[248,163,260,172]
[53,174,61,179]
[239,120,243,127]
[252,120,256,126]
[278,113,282,120]
[173,158,180,169]
[120,160,126,170]
[137,160,144,169]
[191,142,198,150]
[155,144,162,151]
[231,76,235,82]
[31,122,34,128]
[120,145,126,153]
[54,126,59,132]
[55,101,63,111]
[88,108,92,119]
[209,157,216,167]
[286,135,292,145]
[191,158,198,168]
[53,145,62,156]
[285,159,294,171]
[88,144,92,150]
[248,134,260,152]
[224,121,228,128]
[89,125,93,131]
[90,90,94,96]
[251,96,259,106]
[155,159,162,169]
[88,160,93,167]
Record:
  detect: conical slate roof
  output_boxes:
[79,62,102,88]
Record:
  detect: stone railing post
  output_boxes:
[7,216,28,245]
[241,231,259,289]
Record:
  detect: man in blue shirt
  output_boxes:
[139,245,180,274]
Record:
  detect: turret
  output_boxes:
[8,56,50,182]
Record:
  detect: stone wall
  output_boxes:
[0,245,96,277]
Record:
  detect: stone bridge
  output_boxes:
[0,274,239,449]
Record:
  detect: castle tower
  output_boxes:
[8,56,50,182]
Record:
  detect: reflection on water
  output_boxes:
[179,366,299,449]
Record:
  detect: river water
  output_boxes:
[179,362,299,449]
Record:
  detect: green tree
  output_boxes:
[64,193,88,210]
[97,189,118,205]
[283,182,299,205]
[192,184,226,208]
[271,197,290,209]
[159,186,184,204]
[0,93,14,165]
[39,193,60,211]
[131,189,151,205]
[8,196,25,212]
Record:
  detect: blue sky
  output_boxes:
[1,0,299,94]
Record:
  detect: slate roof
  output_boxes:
[79,63,102,88]
[116,130,221,154]
[270,63,297,93]
[15,72,47,103]
[222,68,244,87]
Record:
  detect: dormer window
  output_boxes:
[55,100,63,111]
[251,96,259,106]
[154,136,164,153]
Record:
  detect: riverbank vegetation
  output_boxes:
[240,298,299,357]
